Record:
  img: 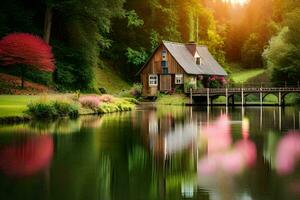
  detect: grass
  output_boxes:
[93,62,131,94]
[231,69,265,84]
[227,62,267,84]
[156,94,189,105]
[0,95,39,117]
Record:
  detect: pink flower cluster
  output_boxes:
[79,95,101,110]
[79,94,115,110]
[208,75,227,85]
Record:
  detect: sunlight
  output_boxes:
[223,0,249,5]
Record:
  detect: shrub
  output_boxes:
[99,94,114,103]
[26,99,79,119]
[53,100,79,118]
[130,83,142,98]
[98,103,119,113]
[79,95,101,110]
[27,101,57,118]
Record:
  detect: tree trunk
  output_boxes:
[43,6,53,44]
[20,66,25,89]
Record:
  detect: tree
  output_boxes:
[0,33,55,88]
[241,33,263,68]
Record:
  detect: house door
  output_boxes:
[160,75,172,91]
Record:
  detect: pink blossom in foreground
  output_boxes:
[202,115,231,154]
[198,115,256,176]
[276,132,300,175]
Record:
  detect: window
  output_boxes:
[161,61,168,67]
[196,57,202,65]
[175,74,183,84]
[162,50,167,61]
[162,67,168,74]
[149,75,158,86]
[161,61,168,74]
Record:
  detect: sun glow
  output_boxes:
[223,0,249,5]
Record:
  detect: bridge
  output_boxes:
[188,84,300,106]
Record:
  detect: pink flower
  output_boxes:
[79,95,101,110]
[276,132,300,175]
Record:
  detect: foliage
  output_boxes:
[208,76,227,88]
[98,99,135,113]
[26,98,79,119]
[118,83,142,99]
[241,33,263,68]
[79,96,101,111]
[125,10,144,27]
[263,3,300,85]
[126,48,148,66]
[0,33,55,72]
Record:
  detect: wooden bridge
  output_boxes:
[188,86,300,106]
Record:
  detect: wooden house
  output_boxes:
[137,41,228,96]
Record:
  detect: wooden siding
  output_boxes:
[141,44,186,96]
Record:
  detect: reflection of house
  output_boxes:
[137,41,227,96]
[138,109,198,158]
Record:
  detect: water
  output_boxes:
[0,105,300,200]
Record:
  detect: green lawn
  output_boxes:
[231,69,265,84]
[0,95,39,117]
[156,94,189,105]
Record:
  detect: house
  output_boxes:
[137,41,228,96]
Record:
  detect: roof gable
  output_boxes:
[136,41,228,76]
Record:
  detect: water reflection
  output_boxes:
[0,135,53,177]
[0,106,299,200]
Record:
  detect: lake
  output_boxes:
[0,105,300,200]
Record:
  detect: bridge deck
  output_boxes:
[189,87,300,97]
[187,87,300,106]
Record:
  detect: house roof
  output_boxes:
[137,40,228,76]
[163,41,227,76]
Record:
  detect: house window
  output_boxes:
[149,74,158,86]
[175,74,183,84]
[162,50,167,61]
[162,67,168,74]
[161,61,168,67]
[196,57,202,65]
[161,61,168,74]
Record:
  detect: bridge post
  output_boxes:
[241,87,244,106]
[225,88,228,107]
[260,87,263,106]
[207,88,210,106]
[278,91,282,106]
[190,88,193,104]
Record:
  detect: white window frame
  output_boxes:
[175,74,183,85]
[149,74,158,87]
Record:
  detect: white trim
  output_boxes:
[149,74,158,87]
[175,74,183,84]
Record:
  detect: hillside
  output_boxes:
[93,63,131,94]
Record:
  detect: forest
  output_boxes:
[0,0,300,91]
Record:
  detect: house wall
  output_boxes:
[140,44,186,96]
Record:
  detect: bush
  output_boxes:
[79,95,101,110]
[26,99,79,119]
[99,94,115,103]
[97,99,135,114]
[118,83,142,99]
[53,100,79,118]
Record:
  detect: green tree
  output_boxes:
[241,33,263,68]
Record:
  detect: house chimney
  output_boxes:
[185,41,197,56]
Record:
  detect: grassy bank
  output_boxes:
[156,94,189,106]
[0,94,136,121]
